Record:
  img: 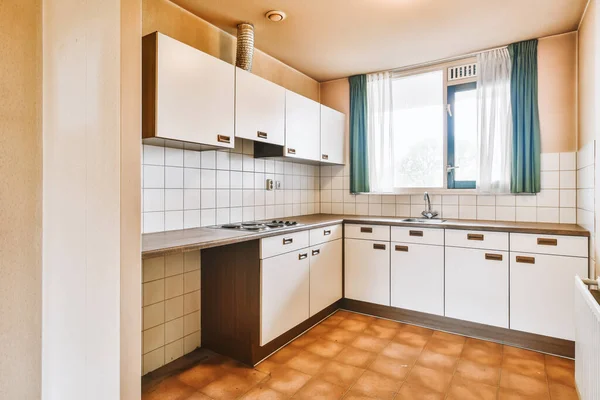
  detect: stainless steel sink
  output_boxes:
[401,218,446,224]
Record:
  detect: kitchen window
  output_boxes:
[447,82,477,189]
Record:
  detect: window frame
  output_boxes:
[447,81,477,189]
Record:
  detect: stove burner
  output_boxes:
[221,223,240,229]
[213,220,302,231]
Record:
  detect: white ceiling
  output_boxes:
[171,0,587,82]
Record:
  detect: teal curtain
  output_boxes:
[348,75,370,193]
[509,40,541,193]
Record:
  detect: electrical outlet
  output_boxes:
[266,179,274,191]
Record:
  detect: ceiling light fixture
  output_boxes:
[265,10,286,22]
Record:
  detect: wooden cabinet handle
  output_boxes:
[485,253,503,261]
[467,233,484,241]
[287,148,296,154]
[323,229,331,236]
[217,134,231,143]
[395,245,409,252]
[282,237,293,245]
[373,244,386,250]
[360,227,373,233]
[322,154,329,160]
[409,230,423,237]
[298,253,308,260]
[516,256,535,264]
[257,131,268,139]
[312,249,320,256]
[537,238,557,246]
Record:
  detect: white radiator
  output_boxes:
[575,277,600,400]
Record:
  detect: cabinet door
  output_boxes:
[261,250,310,346]
[510,252,587,340]
[310,239,342,317]
[344,239,390,306]
[320,105,345,164]
[285,91,320,161]
[445,247,509,328]
[391,243,444,315]
[235,67,285,145]
[154,33,235,148]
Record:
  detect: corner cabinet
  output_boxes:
[235,67,285,146]
[320,105,345,164]
[142,32,235,148]
[284,91,321,161]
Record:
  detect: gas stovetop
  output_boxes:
[212,220,302,232]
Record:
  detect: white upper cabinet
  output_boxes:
[235,67,285,145]
[320,105,345,164]
[143,32,235,148]
[285,90,320,161]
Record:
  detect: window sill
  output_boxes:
[361,189,533,196]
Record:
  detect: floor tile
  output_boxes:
[548,381,579,400]
[416,349,458,373]
[221,360,269,384]
[350,370,403,400]
[304,338,345,359]
[339,319,369,333]
[401,324,434,336]
[263,366,312,395]
[461,344,503,367]
[289,333,319,349]
[424,337,464,358]
[351,334,390,353]
[268,346,303,364]
[345,313,376,323]
[285,350,328,375]
[497,387,550,400]
[199,372,258,400]
[334,310,354,319]
[143,377,197,400]
[393,330,429,349]
[309,324,331,336]
[321,314,346,328]
[316,360,365,389]
[405,365,452,394]
[502,353,546,381]
[499,370,550,397]
[322,328,360,345]
[342,389,381,399]
[334,346,378,368]
[177,363,227,390]
[362,324,398,340]
[367,354,413,380]
[544,355,574,370]
[371,318,404,330]
[292,377,346,400]
[431,331,466,344]
[503,345,545,363]
[184,392,213,400]
[380,342,422,362]
[239,385,288,400]
[546,364,576,388]
[395,382,444,400]
[446,374,497,400]
[455,359,501,386]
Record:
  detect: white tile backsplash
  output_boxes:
[576,141,595,278]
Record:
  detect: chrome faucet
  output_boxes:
[421,192,439,219]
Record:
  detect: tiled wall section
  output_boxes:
[142,251,201,374]
[142,139,321,233]
[320,152,577,224]
[576,141,595,278]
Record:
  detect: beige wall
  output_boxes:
[539,32,578,153]
[0,1,42,399]
[142,0,320,102]
[320,33,579,155]
[579,0,597,150]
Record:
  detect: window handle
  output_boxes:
[446,104,453,117]
[446,164,460,173]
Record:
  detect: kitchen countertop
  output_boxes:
[142,214,590,259]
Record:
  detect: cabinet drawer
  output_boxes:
[510,233,588,258]
[391,226,444,246]
[260,230,309,259]
[310,224,342,246]
[344,224,390,241]
[445,229,508,251]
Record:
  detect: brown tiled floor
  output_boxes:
[142,310,578,400]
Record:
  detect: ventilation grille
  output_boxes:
[448,63,477,81]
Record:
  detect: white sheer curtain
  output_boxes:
[477,48,513,193]
[366,72,395,192]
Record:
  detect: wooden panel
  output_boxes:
[341,299,575,358]
[142,33,157,139]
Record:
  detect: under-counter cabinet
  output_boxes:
[310,239,342,317]
[390,227,444,315]
[320,105,345,164]
[284,91,321,161]
[235,67,285,145]
[142,32,235,148]
[509,233,588,340]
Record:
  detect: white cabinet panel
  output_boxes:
[310,239,342,316]
[445,246,509,328]
[391,227,444,246]
[285,91,320,161]
[445,229,508,251]
[320,105,345,164]
[510,233,588,258]
[261,250,310,345]
[235,67,285,145]
[260,230,310,259]
[310,224,343,246]
[391,242,444,315]
[149,33,235,148]
[344,238,390,306]
[510,252,587,340]
[344,224,390,241]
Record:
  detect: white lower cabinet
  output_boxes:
[510,252,587,340]
[344,238,390,306]
[309,239,343,316]
[260,249,310,346]
[445,246,509,328]
[391,242,444,315]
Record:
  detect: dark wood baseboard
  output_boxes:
[342,298,575,358]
